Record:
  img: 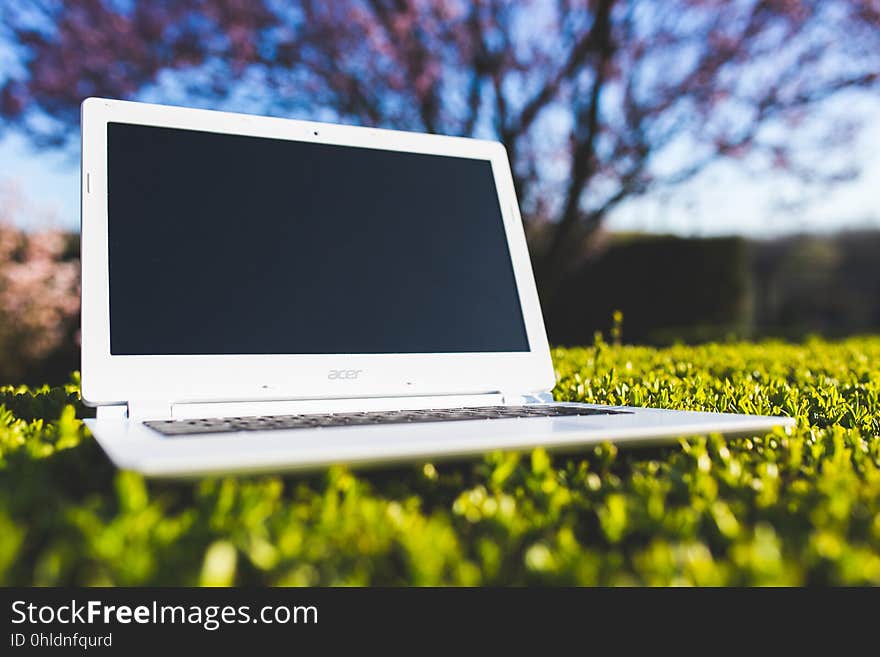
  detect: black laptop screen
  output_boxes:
[106,122,529,355]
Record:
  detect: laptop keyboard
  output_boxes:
[144,405,629,437]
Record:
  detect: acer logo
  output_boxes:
[328,369,363,380]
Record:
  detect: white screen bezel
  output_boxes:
[80,98,555,405]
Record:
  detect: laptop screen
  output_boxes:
[106,122,529,355]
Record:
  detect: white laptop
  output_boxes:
[81,98,794,477]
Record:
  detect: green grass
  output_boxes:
[1,336,879,586]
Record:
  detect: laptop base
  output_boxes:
[86,402,794,478]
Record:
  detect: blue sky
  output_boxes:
[610,109,880,237]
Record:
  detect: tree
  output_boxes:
[2,0,878,296]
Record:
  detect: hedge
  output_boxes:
[546,235,752,345]
[1,336,879,585]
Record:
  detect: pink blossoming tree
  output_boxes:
[0,183,80,382]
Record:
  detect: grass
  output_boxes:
[0,336,879,586]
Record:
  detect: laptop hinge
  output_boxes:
[121,391,553,422]
[127,400,173,421]
[501,391,555,405]
[96,404,128,420]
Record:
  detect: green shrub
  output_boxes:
[1,337,879,585]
